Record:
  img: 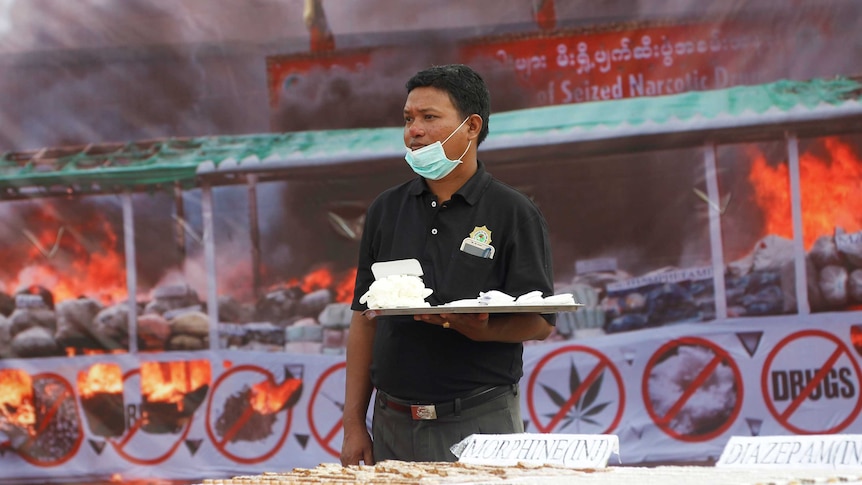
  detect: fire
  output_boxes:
[335,267,357,303]
[140,360,211,411]
[250,377,302,415]
[0,369,36,427]
[296,267,333,293]
[3,202,128,306]
[67,348,126,357]
[284,266,356,303]
[748,137,862,249]
[77,363,123,398]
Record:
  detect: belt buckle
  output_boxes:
[410,404,437,420]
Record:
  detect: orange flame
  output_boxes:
[140,360,211,411]
[282,266,356,304]
[250,377,302,415]
[6,204,127,305]
[77,363,123,398]
[748,137,862,249]
[0,369,36,427]
[298,267,333,293]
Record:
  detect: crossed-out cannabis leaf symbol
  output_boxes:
[540,359,611,431]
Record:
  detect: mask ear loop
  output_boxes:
[442,116,472,164]
[441,117,471,145]
[452,140,471,164]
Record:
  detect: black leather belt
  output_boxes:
[377,385,515,420]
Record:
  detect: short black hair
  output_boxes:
[405,64,490,145]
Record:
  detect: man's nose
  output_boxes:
[407,122,425,138]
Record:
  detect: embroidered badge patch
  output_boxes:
[469,226,492,245]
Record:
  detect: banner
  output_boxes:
[3,318,862,480]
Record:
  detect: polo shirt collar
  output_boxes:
[407,160,492,206]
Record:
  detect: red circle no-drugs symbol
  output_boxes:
[642,337,743,442]
[761,329,862,434]
[526,345,625,434]
[108,369,191,466]
[308,362,348,458]
[204,364,293,464]
[18,372,84,467]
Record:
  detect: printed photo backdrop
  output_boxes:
[2,0,862,482]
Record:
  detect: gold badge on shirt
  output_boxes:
[460,225,495,259]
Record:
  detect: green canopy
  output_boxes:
[1,76,860,198]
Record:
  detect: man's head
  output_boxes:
[405,64,490,145]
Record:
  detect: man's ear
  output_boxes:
[466,113,483,141]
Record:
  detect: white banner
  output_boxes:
[2,318,862,481]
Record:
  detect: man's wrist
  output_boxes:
[342,412,367,429]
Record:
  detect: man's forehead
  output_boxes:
[404,87,455,112]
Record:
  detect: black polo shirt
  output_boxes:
[350,161,555,402]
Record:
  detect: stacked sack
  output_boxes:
[318,303,352,355]
[8,287,62,358]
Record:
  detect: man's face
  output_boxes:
[403,86,466,158]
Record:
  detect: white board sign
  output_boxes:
[451,433,620,468]
[717,435,862,468]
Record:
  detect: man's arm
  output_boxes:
[340,310,377,466]
[414,312,552,343]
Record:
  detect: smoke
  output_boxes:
[1,0,860,302]
[3,1,860,152]
[0,0,287,151]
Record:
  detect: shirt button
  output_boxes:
[431,228,438,235]
[431,201,437,208]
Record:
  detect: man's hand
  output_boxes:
[340,421,374,466]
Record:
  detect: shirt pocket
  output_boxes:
[438,250,497,301]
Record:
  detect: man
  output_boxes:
[341,64,555,465]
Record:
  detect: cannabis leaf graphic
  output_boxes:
[540,359,611,431]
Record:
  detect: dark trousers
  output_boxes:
[371,385,522,462]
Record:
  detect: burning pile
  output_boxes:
[807,228,862,310]
[748,136,862,313]
[214,372,302,443]
[0,369,35,449]
[77,363,125,437]
[221,267,355,354]
[140,360,210,434]
[0,370,82,463]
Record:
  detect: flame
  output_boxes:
[67,348,126,357]
[250,377,302,415]
[335,267,357,303]
[748,137,862,249]
[295,267,333,294]
[77,363,123,398]
[282,266,356,304]
[4,203,127,305]
[0,369,36,427]
[140,360,211,411]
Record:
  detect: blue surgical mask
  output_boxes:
[405,117,471,180]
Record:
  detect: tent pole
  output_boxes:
[704,142,728,320]
[247,174,261,300]
[201,182,219,349]
[786,132,810,315]
[174,181,186,258]
[122,190,138,353]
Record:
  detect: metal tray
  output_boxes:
[363,304,583,318]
